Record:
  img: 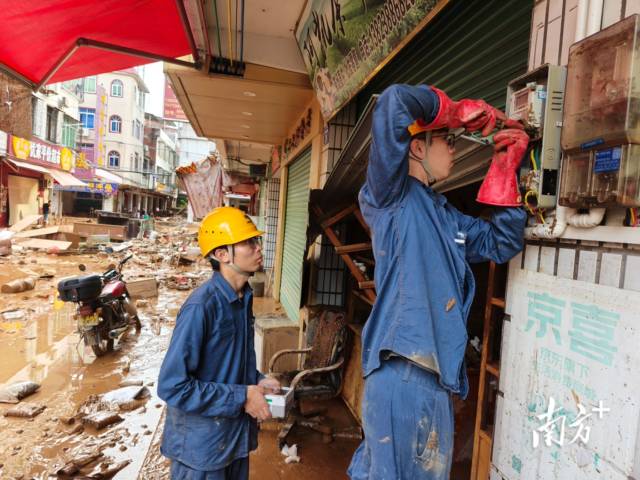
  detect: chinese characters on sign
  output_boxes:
[532,396,610,448]
[525,291,619,367]
[53,182,118,196]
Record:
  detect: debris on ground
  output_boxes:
[81,411,124,430]
[126,277,158,298]
[100,385,150,410]
[0,381,40,404]
[3,402,46,418]
[281,443,301,464]
[1,276,36,293]
[0,309,27,321]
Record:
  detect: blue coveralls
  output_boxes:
[347,84,527,480]
[158,272,264,480]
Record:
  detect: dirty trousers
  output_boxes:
[348,357,454,480]
[170,457,249,480]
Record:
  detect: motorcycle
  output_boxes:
[57,254,141,357]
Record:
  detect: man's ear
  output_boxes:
[213,247,230,263]
[409,137,424,159]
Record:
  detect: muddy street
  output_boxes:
[0,219,358,479]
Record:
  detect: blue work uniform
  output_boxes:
[348,84,527,480]
[158,272,264,479]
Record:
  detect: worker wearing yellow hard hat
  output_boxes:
[158,206,280,480]
[197,206,264,277]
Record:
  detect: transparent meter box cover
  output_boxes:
[561,14,640,151]
[560,145,640,207]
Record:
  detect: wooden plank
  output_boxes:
[73,222,127,240]
[491,297,506,309]
[353,208,370,236]
[320,204,357,229]
[341,328,363,425]
[335,242,372,254]
[9,215,42,233]
[126,278,158,299]
[20,239,72,251]
[351,290,375,306]
[358,280,375,290]
[477,432,492,480]
[486,362,500,379]
[15,226,61,238]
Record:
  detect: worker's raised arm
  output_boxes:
[157,304,247,418]
[365,84,439,208]
[453,207,527,264]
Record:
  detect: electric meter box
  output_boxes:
[506,64,566,208]
[559,14,640,208]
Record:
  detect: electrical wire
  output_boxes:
[240,0,245,64]
[213,0,223,58]
[227,0,234,66]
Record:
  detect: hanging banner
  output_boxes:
[95,85,108,167]
[175,157,224,220]
[296,0,449,119]
[53,181,118,196]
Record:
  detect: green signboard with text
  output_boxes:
[295,0,449,119]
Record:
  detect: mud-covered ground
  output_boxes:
[0,219,358,479]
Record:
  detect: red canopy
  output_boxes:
[0,0,196,87]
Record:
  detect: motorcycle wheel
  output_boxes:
[91,323,114,357]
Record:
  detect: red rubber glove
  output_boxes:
[476,129,530,206]
[425,87,521,136]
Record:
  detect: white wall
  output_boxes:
[176,122,216,167]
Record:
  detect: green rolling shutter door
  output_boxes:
[357,0,532,114]
[279,149,312,322]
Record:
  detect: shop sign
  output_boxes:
[8,135,79,171]
[95,85,108,167]
[74,151,95,179]
[296,0,449,119]
[53,181,118,196]
[282,108,313,160]
[155,182,174,193]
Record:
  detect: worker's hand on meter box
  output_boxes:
[427,87,523,136]
[245,385,272,421]
[476,129,530,207]
[258,376,282,394]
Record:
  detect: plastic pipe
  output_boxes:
[586,0,604,36]
[567,207,606,227]
[531,205,576,238]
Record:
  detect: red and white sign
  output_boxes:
[164,79,187,121]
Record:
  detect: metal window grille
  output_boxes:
[263,177,280,270]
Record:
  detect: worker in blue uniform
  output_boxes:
[158,206,281,480]
[347,84,529,480]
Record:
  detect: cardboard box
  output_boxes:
[265,387,293,419]
[126,278,158,299]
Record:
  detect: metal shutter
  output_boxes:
[279,149,312,322]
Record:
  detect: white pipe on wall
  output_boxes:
[586,0,604,36]
[575,0,589,42]
[567,207,606,227]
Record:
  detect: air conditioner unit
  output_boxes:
[58,97,68,109]
[80,127,89,137]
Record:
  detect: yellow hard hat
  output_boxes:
[198,206,263,257]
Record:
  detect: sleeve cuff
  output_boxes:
[232,384,248,413]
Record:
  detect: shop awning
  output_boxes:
[46,169,87,188]
[0,0,196,88]
[95,168,123,185]
[6,158,87,187]
[5,158,50,175]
